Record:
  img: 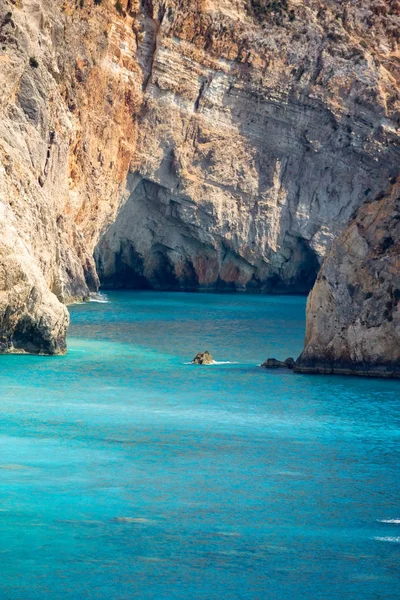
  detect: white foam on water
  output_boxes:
[213,361,237,365]
[374,536,400,543]
[378,519,400,524]
[89,293,109,304]
[184,361,236,365]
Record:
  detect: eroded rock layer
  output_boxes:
[96,0,400,292]
[0,0,399,352]
[296,180,400,378]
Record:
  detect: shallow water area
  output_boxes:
[0,291,399,599]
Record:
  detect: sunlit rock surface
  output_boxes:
[95,0,400,292]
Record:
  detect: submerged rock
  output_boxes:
[192,351,214,365]
[262,357,296,370]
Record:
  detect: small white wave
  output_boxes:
[378,519,400,524]
[374,536,400,543]
[213,361,236,365]
[184,360,235,366]
[89,293,109,304]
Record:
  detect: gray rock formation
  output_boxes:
[296,180,400,378]
[95,0,400,292]
[262,357,296,369]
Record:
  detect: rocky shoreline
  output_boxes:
[294,361,400,379]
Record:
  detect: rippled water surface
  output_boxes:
[0,292,399,599]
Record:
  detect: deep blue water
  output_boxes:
[0,291,399,599]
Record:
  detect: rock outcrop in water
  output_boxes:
[0,0,399,354]
[262,357,296,369]
[296,180,400,378]
[192,351,214,365]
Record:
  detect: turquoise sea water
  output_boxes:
[0,291,399,599]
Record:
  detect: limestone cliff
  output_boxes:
[0,0,399,353]
[0,0,141,352]
[296,180,400,378]
[96,0,400,292]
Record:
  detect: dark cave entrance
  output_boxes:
[94,179,321,296]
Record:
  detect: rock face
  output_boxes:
[0,0,399,353]
[0,0,140,352]
[296,180,400,378]
[95,0,400,292]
